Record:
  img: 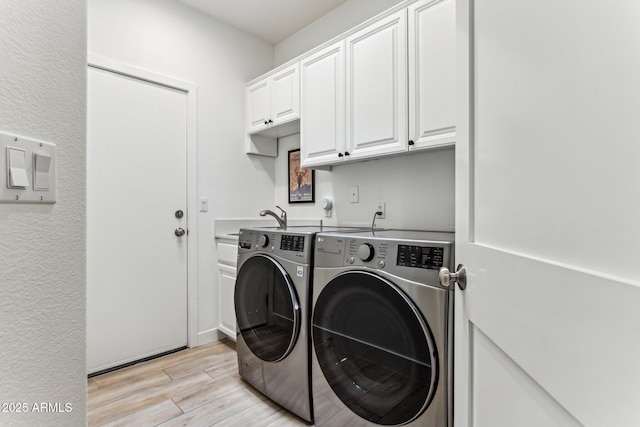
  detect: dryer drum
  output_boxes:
[312,271,438,425]
[235,254,301,362]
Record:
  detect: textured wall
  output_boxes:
[0,1,87,426]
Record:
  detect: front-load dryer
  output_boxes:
[311,230,455,427]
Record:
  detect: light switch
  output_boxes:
[7,147,29,188]
[33,152,52,190]
[0,131,56,204]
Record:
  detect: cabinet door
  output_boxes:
[346,10,408,160]
[271,63,299,126]
[300,41,346,167]
[246,78,270,134]
[408,0,455,150]
[218,263,237,341]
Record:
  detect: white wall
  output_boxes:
[276,135,455,231]
[0,1,87,426]
[88,0,276,342]
[275,0,406,65]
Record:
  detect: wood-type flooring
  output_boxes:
[88,340,311,427]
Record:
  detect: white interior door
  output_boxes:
[456,1,640,426]
[87,66,188,374]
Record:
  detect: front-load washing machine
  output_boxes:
[311,230,455,427]
[234,226,364,423]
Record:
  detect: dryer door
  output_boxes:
[235,254,300,362]
[312,271,438,425]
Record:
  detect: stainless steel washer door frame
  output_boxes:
[312,266,453,427]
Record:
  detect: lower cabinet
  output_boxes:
[217,263,237,341]
[216,236,238,341]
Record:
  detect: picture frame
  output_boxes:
[288,149,315,203]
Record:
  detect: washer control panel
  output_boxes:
[238,228,312,261]
[280,234,305,252]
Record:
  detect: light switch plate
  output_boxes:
[199,197,208,212]
[0,131,56,204]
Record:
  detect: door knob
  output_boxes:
[175,227,186,237]
[439,264,467,290]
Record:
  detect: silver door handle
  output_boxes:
[175,227,186,237]
[439,264,467,290]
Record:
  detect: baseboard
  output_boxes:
[196,328,220,346]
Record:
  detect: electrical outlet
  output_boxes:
[376,201,386,219]
[349,186,359,203]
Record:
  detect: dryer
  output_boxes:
[311,230,455,427]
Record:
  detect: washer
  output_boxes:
[311,230,455,427]
[234,226,364,423]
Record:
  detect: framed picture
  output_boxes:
[288,149,315,203]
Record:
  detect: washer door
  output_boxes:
[312,271,438,425]
[235,255,300,362]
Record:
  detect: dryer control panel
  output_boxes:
[396,244,445,270]
[315,230,455,288]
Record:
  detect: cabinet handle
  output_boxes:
[408,140,415,146]
[344,151,350,156]
[338,153,344,158]
[264,120,268,125]
[268,119,273,124]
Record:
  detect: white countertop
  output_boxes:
[213,218,323,239]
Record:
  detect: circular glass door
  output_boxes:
[312,271,438,425]
[235,255,300,362]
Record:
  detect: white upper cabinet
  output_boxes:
[301,11,407,168]
[300,41,346,167]
[246,63,300,134]
[346,10,408,161]
[245,63,300,156]
[246,79,271,134]
[408,0,456,150]
[247,0,456,162]
[270,64,300,126]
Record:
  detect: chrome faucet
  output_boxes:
[260,205,287,229]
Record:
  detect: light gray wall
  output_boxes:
[274,0,406,65]
[276,135,455,231]
[0,1,87,425]
[88,0,276,341]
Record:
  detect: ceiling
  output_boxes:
[176,0,351,45]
